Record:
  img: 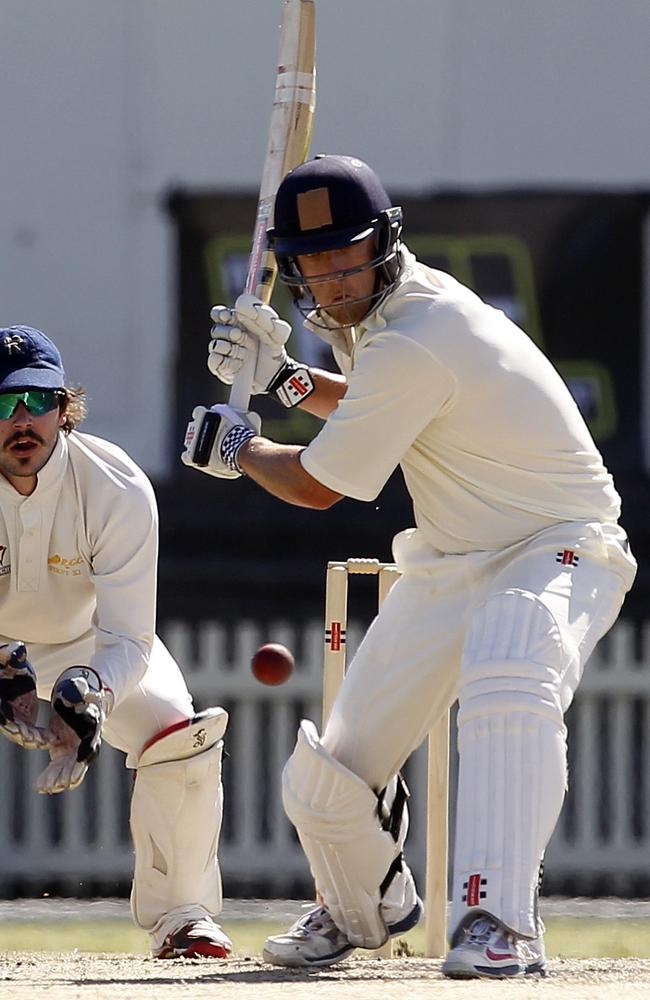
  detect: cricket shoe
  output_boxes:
[153,915,232,959]
[442,911,547,979]
[263,870,423,968]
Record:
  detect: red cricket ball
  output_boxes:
[251,642,295,686]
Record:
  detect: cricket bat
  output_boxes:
[229,0,316,412]
[185,0,315,469]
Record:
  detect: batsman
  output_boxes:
[0,326,232,959]
[183,154,637,977]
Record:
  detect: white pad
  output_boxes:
[451,591,568,939]
[282,720,405,949]
[130,708,228,939]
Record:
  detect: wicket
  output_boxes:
[323,558,449,958]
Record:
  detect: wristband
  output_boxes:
[220,425,256,473]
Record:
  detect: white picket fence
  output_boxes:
[0,618,647,897]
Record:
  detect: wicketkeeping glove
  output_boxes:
[181,403,261,479]
[37,667,114,794]
[0,641,53,750]
[208,293,314,408]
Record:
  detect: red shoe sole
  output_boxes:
[180,941,231,959]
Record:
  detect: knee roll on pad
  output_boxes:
[131,708,228,932]
[282,720,409,948]
[459,590,572,727]
[137,707,228,766]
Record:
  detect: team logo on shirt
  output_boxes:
[556,549,579,567]
[48,553,83,576]
[0,545,9,576]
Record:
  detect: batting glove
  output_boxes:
[208,294,314,408]
[37,667,114,794]
[181,403,261,479]
[0,641,53,750]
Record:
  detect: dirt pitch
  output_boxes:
[1,954,650,1000]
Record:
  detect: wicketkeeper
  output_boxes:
[183,155,637,977]
[0,326,231,959]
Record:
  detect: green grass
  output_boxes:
[0,920,149,954]
[544,918,650,960]
[1,917,649,958]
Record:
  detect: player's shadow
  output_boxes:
[68,956,444,987]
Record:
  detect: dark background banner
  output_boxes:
[161,190,650,622]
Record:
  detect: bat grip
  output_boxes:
[228,255,276,411]
[228,350,257,412]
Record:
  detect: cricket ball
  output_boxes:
[251,642,294,686]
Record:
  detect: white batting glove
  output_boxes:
[208,292,291,391]
[181,403,261,479]
[0,642,53,751]
[37,667,114,795]
[208,294,314,408]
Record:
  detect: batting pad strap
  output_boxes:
[137,708,228,767]
[282,720,399,949]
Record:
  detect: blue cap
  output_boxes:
[269,154,393,255]
[0,327,65,392]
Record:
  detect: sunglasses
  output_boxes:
[0,390,64,421]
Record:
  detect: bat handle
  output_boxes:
[227,253,276,412]
[228,349,257,412]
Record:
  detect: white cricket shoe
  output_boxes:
[263,867,423,968]
[263,905,355,968]
[442,911,547,979]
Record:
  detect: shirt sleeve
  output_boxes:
[87,476,159,706]
[300,329,457,501]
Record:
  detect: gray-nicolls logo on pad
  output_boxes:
[2,334,25,355]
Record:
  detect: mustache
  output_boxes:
[5,430,44,448]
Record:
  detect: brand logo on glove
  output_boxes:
[288,374,310,397]
[275,367,315,408]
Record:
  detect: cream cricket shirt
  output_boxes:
[0,431,157,704]
[300,249,621,554]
